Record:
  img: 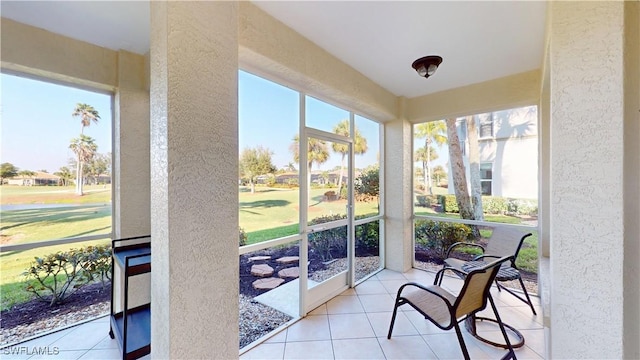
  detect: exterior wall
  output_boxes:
[1,18,116,91]
[549,2,626,358]
[383,97,413,272]
[113,50,150,239]
[446,107,539,200]
[407,70,540,123]
[149,2,239,358]
[623,1,640,358]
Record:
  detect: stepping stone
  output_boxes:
[278,267,299,279]
[252,277,285,290]
[251,264,274,277]
[276,256,299,264]
[248,255,271,262]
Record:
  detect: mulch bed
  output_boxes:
[1,282,111,330]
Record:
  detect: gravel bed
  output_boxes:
[309,256,381,283]
[239,295,291,349]
[1,302,109,346]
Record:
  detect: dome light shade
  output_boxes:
[412,55,443,79]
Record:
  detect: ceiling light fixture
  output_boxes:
[412,55,443,79]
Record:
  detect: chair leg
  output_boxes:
[495,279,502,292]
[497,278,537,316]
[517,277,537,315]
[454,322,471,360]
[488,294,517,360]
[387,301,400,339]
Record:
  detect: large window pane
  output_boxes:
[354,115,380,218]
[355,220,380,281]
[239,71,300,244]
[305,95,349,134]
[413,107,538,225]
[1,74,113,345]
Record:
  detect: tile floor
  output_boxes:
[3,268,544,359]
[241,268,545,360]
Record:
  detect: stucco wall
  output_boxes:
[383,98,413,272]
[549,2,625,358]
[149,2,239,358]
[1,18,116,91]
[407,70,540,123]
[623,1,640,358]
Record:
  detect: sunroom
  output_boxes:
[1,1,639,359]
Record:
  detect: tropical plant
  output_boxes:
[69,135,98,195]
[239,146,277,193]
[290,135,330,204]
[414,121,447,195]
[0,162,18,184]
[445,118,479,238]
[415,219,472,259]
[354,165,379,202]
[72,103,100,135]
[84,153,110,185]
[331,119,368,198]
[71,104,100,195]
[466,116,484,221]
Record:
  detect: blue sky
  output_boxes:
[239,70,380,171]
[2,71,380,175]
[1,73,112,173]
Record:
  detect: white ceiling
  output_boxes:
[0,1,547,98]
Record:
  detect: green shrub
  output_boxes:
[354,166,379,202]
[507,198,538,216]
[416,195,438,207]
[354,217,379,251]
[415,220,472,259]
[81,245,112,289]
[239,227,248,247]
[439,195,459,213]
[308,214,348,261]
[23,246,112,306]
[482,196,508,214]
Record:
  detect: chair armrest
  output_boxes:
[445,242,485,258]
[473,254,517,268]
[397,282,455,308]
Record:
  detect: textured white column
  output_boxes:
[623,2,640,358]
[150,2,239,358]
[114,50,150,239]
[383,98,413,272]
[549,2,625,358]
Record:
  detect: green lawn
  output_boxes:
[239,186,379,234]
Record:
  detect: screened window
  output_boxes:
[479,113,494,138]
[480,162,493,195]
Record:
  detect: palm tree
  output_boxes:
[72,103,100,134]
[331,119,368,198]
[54,166,73,186]
[415,121,447,195]
[69,135,98,195]
[445,118,479,238]
[414,146,438,192]
[290,135,330,205]
[466,116,483,221]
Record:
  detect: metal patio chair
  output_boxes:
[388,256,517,360]
[435,226,537,315]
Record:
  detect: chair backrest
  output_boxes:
[454,256,512,319]
[484,227,532,260]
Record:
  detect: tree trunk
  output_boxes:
[75,154,82,195]
[466,116,484,221]
[250,179,255,194]
[77,161,84,196]
[425,139,433,195]
[337,154,345,197]
[445,118,475,222]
